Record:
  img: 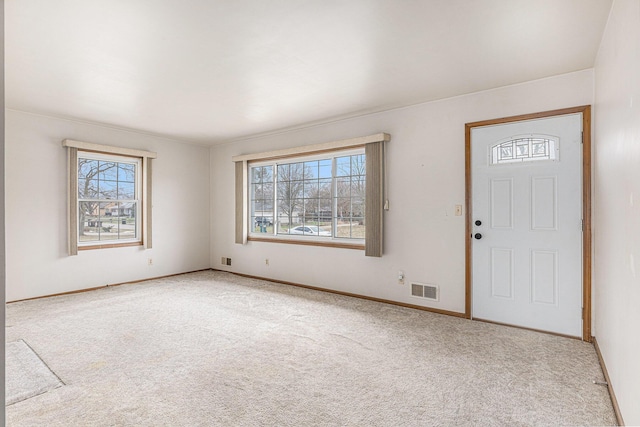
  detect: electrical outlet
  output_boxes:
[398,271,405,285]
[226,258,232,266]
[148,258,153,266]
[265,259,269,266]
[454,205,463,216]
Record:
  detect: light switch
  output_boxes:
[454,205,463,216]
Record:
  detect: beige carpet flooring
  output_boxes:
[5,339,64,406]
[5,270,616,426]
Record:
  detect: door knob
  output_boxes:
[474,233,482,240]
[475,220,482,226]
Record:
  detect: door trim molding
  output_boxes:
[464,105,592,342]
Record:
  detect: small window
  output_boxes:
[64,138,156,255]
[77,152,142,246]
[249,150,365,242]
[491,136,557,165]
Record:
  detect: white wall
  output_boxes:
[593,0,640,424]
[5,110,211,302]
[1,0,6,417]
[210,70,593,314]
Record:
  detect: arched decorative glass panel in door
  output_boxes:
[490,135,558,165]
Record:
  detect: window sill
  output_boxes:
[78,241,143,251]
[248,236,364,250]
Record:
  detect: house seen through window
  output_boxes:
[250,150,366,241]
[77,152,141,245]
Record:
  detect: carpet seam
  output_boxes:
[18,339,67,387]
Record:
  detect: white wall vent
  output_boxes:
[411,283,439,301]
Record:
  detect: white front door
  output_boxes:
[471,113,583,337]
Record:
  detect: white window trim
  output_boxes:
[248,148,366,244]
[63,139,156,255]
[234,133,389,257]
[76,152,142,248]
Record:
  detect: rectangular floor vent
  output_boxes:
[411,283,439,301]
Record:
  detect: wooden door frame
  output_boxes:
[464,105,592,342]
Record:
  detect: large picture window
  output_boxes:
[249,150,365,241]
[234,132,389,256]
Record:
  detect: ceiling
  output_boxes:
[5,0,612,145]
